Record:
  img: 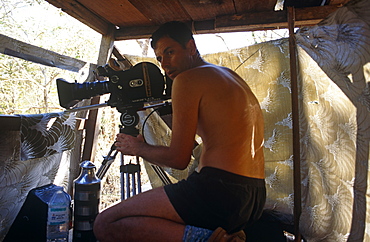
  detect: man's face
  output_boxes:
[154,36,195,80]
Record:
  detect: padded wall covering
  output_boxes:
[296,0,370,241]
[20,112,76,161]
[0,112,76,240]
[142,0,370,240]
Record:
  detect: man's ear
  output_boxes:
[186,39,197,55]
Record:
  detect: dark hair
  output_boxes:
[150,21,194,49]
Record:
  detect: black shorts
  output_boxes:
[164,167,266,233]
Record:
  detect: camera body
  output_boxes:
[57,62,172,112]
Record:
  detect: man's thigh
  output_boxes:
[98,186,184,224]
[94,187,187,241]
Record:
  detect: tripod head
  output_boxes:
[119,106,142,136]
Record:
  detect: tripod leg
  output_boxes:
[132,172,136,196]
[137,163,142,194]
[120,153,125,200]
[126,172,130,199]
[96,144,118,180]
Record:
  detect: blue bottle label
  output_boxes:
[48,207,68,225]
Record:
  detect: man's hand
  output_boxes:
[115,133,145,156]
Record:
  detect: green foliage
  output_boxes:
[0,0,101,114]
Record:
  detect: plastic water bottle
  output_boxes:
[46,186,71,242]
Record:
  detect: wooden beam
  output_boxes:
[112,46,133,69]
[115,25,159,41]
[0,115,21,131]
[288,7,302,242]
[215,9,287,31]
[45,0,114,35]
[81,26,115,163]
[0,34,86,72]
[295,4,340,24]
[215,5,340,31]
[329,0,350,5]
[115,4,341,40]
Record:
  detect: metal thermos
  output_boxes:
[73,160,101,242]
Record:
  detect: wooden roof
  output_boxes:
[45,0,349,40]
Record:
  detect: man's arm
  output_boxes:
[115,73,201,170]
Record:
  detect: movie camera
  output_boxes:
[56,61,172,135]
[56,61,172,112]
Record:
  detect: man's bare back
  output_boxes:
[173,64,264,179]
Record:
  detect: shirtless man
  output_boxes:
[93,21,266,241]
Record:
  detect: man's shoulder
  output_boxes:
[192,63,230,73]
[179,64,233,81]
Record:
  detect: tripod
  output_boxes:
[95,104,172,200]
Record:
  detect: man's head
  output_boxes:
[150,21,194,50]
[151,21,202,80]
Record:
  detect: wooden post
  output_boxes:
[82,25,115,162]
[288,6,302,242]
